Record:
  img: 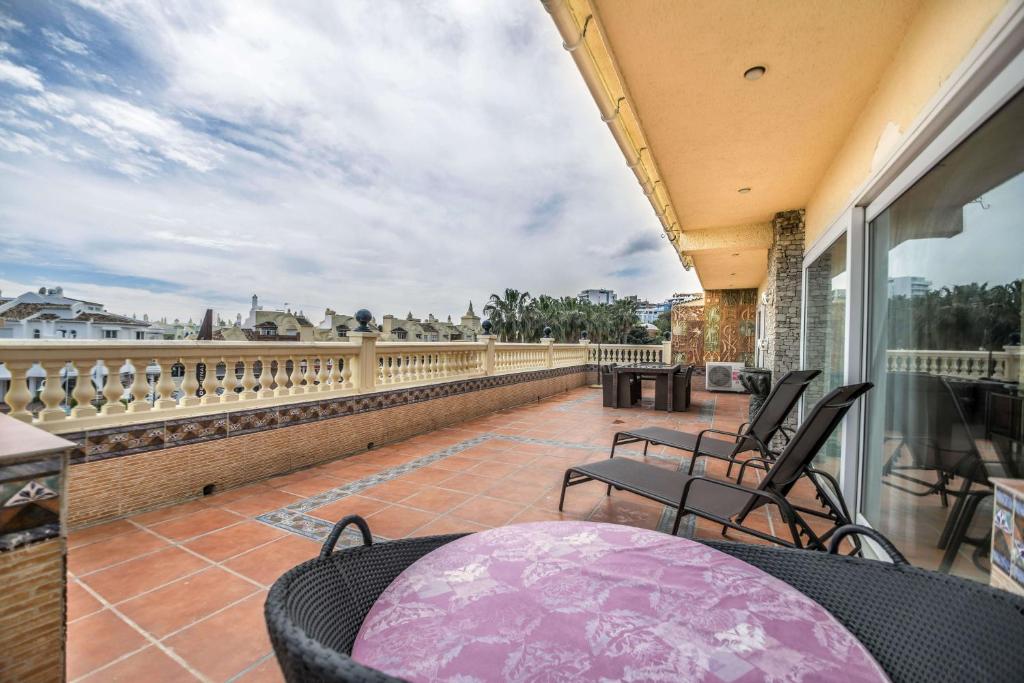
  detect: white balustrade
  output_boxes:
[885,348,1020,380]
[0,338,593,430]
[587,344,664,365]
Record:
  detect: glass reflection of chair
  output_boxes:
[881,372,998,572]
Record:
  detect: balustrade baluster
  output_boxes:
[2,361,34,422]
[257,358,275,399]
[275,358,292,397]
[341,356,354,390]
[38,362,67,422]
[239,358,258,400]
[222,358,240,402]
[3,361,35,422]
[127,358,152,413]
[178,359,201,407]
[200,358,223,405]
[100,359,127,415]
[71,359,99,417]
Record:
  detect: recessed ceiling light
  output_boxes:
[744,65,766,81]
[738,187,751,194]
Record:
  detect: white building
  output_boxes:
[888,276,932,299]
[0,286,161,340]
[637,301,671,324]
[578,288,617,305]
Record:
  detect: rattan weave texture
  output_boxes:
[266,528,1024,683]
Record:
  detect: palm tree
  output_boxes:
[484,289,532,342]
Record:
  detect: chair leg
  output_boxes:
[642,441,649,457]
[606,483,612,496]
[938,476,972,549]
[939,492,984,573]
[671,508,687,535]
[558,471,571,511]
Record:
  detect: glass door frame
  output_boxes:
[800,11,1024,546]
[800,208,866,508]
[855,40,1024,532]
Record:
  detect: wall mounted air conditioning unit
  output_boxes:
[705,362,745,392]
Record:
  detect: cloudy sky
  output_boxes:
[0,0,698,323]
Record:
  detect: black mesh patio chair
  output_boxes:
[607,368,820,477]
[882,372,999,572]
[265,516,1024,683]
[559,382,871,549]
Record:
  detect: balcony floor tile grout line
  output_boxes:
[71,517,290,680]
[255,432,699,542]
[225,652,277,683]
[72,577,217,683]
[71,526,290,621]
[71,515,254,579]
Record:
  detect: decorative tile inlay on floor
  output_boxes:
[256,432,705,544]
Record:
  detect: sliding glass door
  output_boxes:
[862,89,1024,580]
[802,235,848,477]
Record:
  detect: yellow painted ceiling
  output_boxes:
[578,0,923,288]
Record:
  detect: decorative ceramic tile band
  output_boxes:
[63,365,592,465]
[255,431,708,543]
[0,455,63,551]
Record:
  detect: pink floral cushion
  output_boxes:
[352,521,888,682]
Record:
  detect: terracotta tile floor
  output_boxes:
[65,383,832,682]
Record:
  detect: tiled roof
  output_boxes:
[1,303,47,320]
[73,312,148,326]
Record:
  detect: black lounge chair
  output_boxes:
[608,368,820,476]
[882,372,998,572]
[266,517,1024,683]
[559,382,872,549]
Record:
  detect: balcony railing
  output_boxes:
[588,343,671,365]
[886,347,1022,381]
[0,336,614,432]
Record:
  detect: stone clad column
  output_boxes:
[0,415,73,682]
[765,209,805,380]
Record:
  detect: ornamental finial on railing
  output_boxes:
[543,325,552,338]
[354,309,372,332]
[580,330,588,340]
[482,319,492,334]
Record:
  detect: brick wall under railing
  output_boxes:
[67,366,589,527]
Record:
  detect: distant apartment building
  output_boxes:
[215,294,318,341]
[637,300,671,324]
[0,286,161,340]
[888,276,932,298]
[213,295,483,343]
[379,303,482,342]
[578,288,617,305]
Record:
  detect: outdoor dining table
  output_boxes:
[611,362,682,411]
[349,521,888,682]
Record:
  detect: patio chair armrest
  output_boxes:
[736,457,773,485]
[828,524,909,565]
[690,428,771,474]
[736,422,750,441]
[678,476,796,525]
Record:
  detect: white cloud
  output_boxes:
[0,1,700,322]
[0,58,43,90]
[0,15,26,33]
[42,28,90,55]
